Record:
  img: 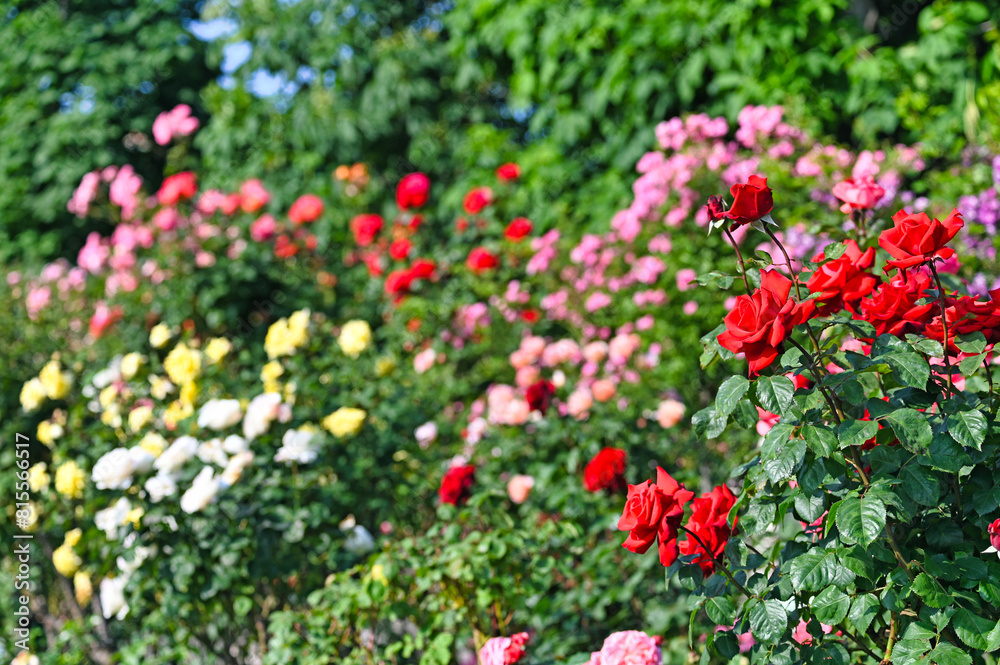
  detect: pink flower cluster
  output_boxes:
[152,104,200,146]
[583,630,662,665]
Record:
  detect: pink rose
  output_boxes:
[507,475,535,504]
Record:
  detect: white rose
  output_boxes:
[145,474,178,503]
[95,498,132,540]
[415,422,438,447]
[222,434,248,454]
[99,576,129,620]
[153,436,198,475]
[128,446,155,474]
[180,467,221,514]
[221,451,254,488]
[197,399,243,431]
[92,448,135,490]
[274,427,320,464]
[196,438,229,467]
[242,392,283,440]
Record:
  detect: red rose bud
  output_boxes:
[505,217,533,241]
[805,239,878,315]
[157,171,198,206]
[878,208,964,270]
[439,465,476,505]
[988,519,1000,553]
[466,247,499,273]
[717,269,816,375]
[389,238,412,261]
[832,175,885,213]
[350,214,383,247]
[525,380,555,414]
[463,187,494,215]
[719,175,773,226]
[617,468,695,567]
[705,195,726,221]
[496,163,521,182]
[583,447,627,493]
[396,172,430,210]
[288,194,324,224]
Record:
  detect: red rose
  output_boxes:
[521,309,540,323]
[384,269,414,296]
[505,217,533,241]
[719,175,773,226]
[503,632,529,664]
[350,214,383,247]
[274,235,298,259]
[389,238,412,261]
[678,484,737,575]
[525,379,555,414]
[705,195,726,221]
[989,519,1000,551]
[409,258,436,280]
[439,465,475,505]
[467,247,499,273]
[832,176,885,214]
[463,187,493,215]
[288,194,324,224]
[805,239,878,315]
[717,269,816,375]
[157,171,197,206]
[856,270,934,338]
[878,208,964,270]
[618,468,694,566]
[951,290,1000,344]
[396,172,430,210]
[361,252,384,277]
[496,163,521,182]
[583,448,627,493]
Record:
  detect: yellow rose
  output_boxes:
[138,432,167,458]
[28,463,50,493]
[149,323,173,348]
[149,375,174,400]
[64,528,83,547]
[163,400,194,429]
[121,352,144,379]
[126,507,144,528]
[164,343,202,386]
[338,320,372,358]
[55,461,86,499]
[100,408,122,428]
[179,380,198,407]
[99,384,119,409]
[371,563,389,585]
[20,377,46,412]
[261,360,284,384]
[128,405,154,432]
[39,360,72,399]
[74,571,93,606]
[53,543,81,577]
[205,337,233,364]
[265,309,310,359]
[322,407,367,438]
[37,420,64,447]
[283,381,297,404]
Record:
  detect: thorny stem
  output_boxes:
[678,525,756,600]
[836,623,882,663]
[884,522,914,580]
[881,613,898,665]
[764,225,803,300]
[723,227,752,294]
[787,337,844,425]
[928,263,954,398]
[984,355,996,414]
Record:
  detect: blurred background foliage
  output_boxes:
[2,0,998,264]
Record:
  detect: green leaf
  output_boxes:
[883,408,933,453]
[952,608,1000,651]
[811,586,850,625]
[712,631,740,659]
[958,353,987,377]
[955,332,988,355]
[838,418,879,449]
[905,334,944,357]
[847,594,880,635]
[912,572,951,608]
[802,424,837,457]
[789,550,855,591]
[899,464,939,506]
[761,429,806,483]
[749,599,788,643]
[835,494,886,548]
[884,352,930,389]
[822,241,849,260]
[928,643,973,665]
[733,399,759,429]
[716,375,750,419]
[754,375,796,416]
[704,596,736,625]
[948,410,988,450]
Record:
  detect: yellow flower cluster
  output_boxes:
[205,337,233,364]
[28,463,50,492]
[149,323,173,348]
[20,359,74,412]
[322,407,367,438]
[52,529,83,577]
[128,405,154,432]
[338,320,372,358]
[74,571,93,605]
[164,343,202,386]
[138,432,167,458]
[264,309,310,359]
[121,352,145,379]
[55,461,86,499]
[261,360,284,393]
[37,420,64,447]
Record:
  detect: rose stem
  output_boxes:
[723,226,752,294]
[928,262,954,398]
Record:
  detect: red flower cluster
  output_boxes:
[856,270,935,338]
[677,485,738,575]
[617,468,695,566]
[806,240,878,315]
[717,270,816,374]
[878,209,963,270]
[584,448,627,493]
[505,217,533,241]
[396,172,430,210]
[439,465,476,506]
[157,171,197,206]
[525,380,555,414]
[288,194,324,224]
